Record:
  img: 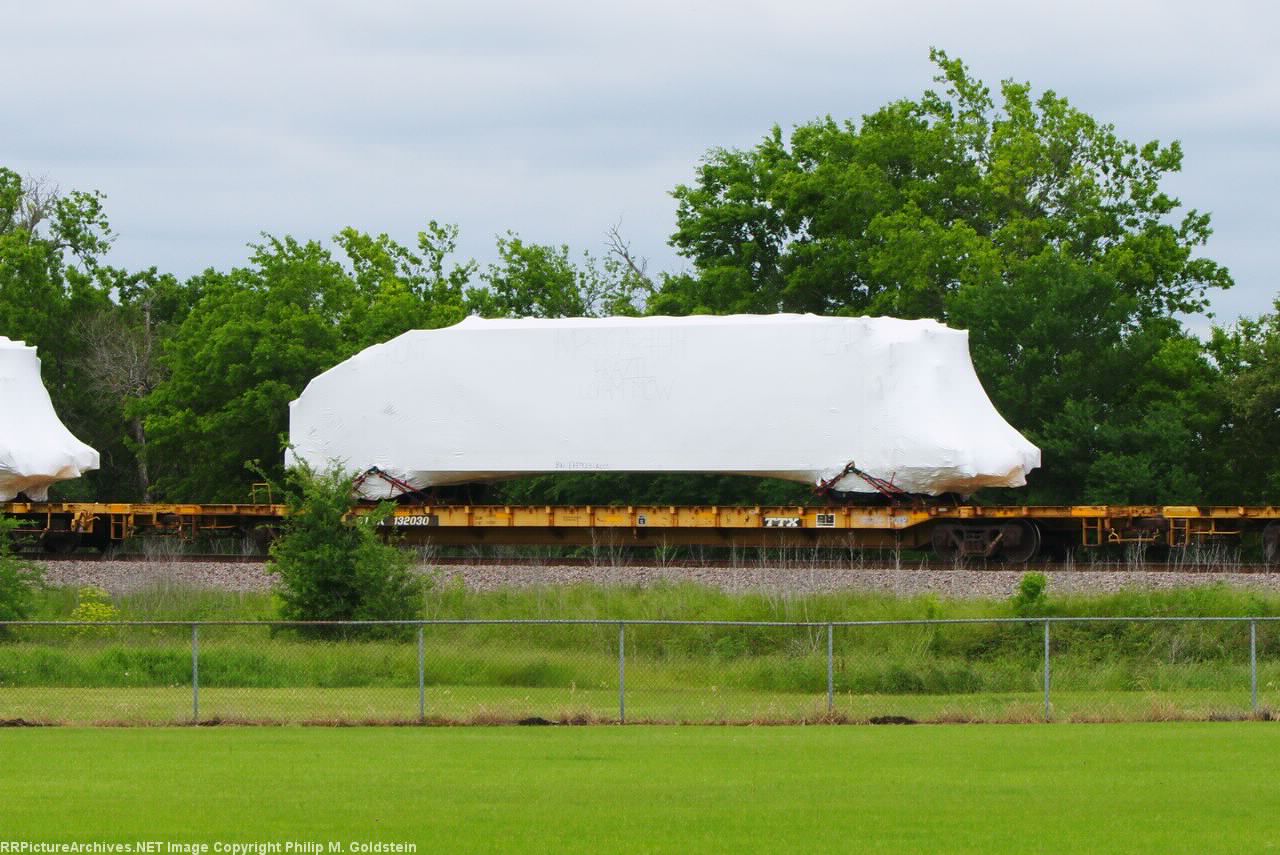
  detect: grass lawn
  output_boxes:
[0,724,1276,852]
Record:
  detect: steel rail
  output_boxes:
[25,553,1280,573]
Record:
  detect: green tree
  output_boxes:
[335,221,475,342]
[656,50,1232,503]
[0,170,113,344]
[142,238,356,500]
[142,227,470,500]
[1207,299,1280,502]
[267,463,425,636]
[471,233,646,319]
[73,267,199,499]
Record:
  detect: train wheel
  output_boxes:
[41,531,81,554]
[1264,523,1280,565]
[931,525,963,562]
[244,525,279,556]
[998,521,1041,564]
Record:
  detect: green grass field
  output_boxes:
[1,724,1277,852]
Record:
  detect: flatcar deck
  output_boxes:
[4,501,1279,560]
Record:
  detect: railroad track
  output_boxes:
[30,552,270,564]
[27,552,1280,573]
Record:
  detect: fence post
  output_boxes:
[417,624,426,723]
[191,623,200,723]
[1250,620,1258,714]
[1043,619,1051,723]
[618,623,626,725]
[827,624,834,714]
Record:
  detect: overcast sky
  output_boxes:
[7,0,1277,330]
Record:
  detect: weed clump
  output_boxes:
[69,587,121,637]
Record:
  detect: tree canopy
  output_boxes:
[1207,299,1280,502]
[654,50,1235,503]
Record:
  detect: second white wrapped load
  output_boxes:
[288,314,1041,499]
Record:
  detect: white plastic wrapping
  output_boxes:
[0,337,100,501]
[288,314,1040,499]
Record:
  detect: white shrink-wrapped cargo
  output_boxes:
[0,337,100,501]
[288,314,1040,499]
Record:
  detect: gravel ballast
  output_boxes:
[33,559,1280,599]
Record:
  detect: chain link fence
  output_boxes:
[0,618,1274,725]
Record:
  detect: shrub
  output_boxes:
[266,462,427,637]
[1014,572,1048,616]
[0,517,43,631]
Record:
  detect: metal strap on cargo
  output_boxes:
[352,466,420,500]
[815,461,910,502]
